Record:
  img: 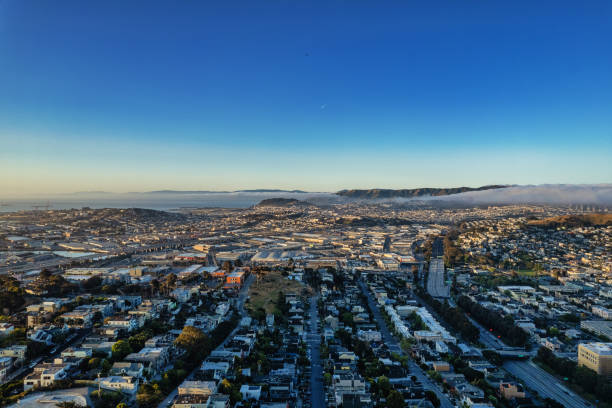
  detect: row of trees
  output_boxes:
[457,295,529,346]
[536,347,612,403]
[417,289,480,343]
[442,230,465,268]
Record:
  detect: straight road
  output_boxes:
[358,280,454,408]
[466,315,507,349]
[504,361,592,408]
[467,309,586,406]
[157,274,254,408]
[427,257,449,298]
[307,295,324,408]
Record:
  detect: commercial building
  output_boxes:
[577,343,612,378]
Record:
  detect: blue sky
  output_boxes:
[1,0,611,195]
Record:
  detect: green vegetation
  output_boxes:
[527,213,612,228]
[246,269,308,314]
[35,270,77,296]
[0,276,25,314]
[536,347,612,407]
[174,326,207,355]
[90,389,124,408]
[111,340,132,361]
[137,316,238,407]
[457,295,529,346]
[471,274,535,290]
[407,311,428,331]
[336,185,508,199]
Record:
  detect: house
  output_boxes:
[332,373,367,406]
[171,288,194,303]
[28,329,54,345]
[432,361,451,372]
[0,358,12,382]
[61,347,92,360]
[126,347,169,375]
[201,360,230,380]
[96,376,139,395]
[457,383,486,406]
[81,338,115,357]
[23,362,69,390]
[543,337,564,352]
[499,382,526,400]
[0,345,27,364]
[207,394,230,408]
[110,362,144,378]
[240,385,262,401]
[357,329,381,342]
[172,395,209,408]
[105,315,142,333]
[60,310,94,328]
[178,380,217,396]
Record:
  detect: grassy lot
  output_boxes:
[515,269,538,277]
[246,270,311,313]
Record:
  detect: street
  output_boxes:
[466,307,590,407]
[427,257,450,298]
[504,361,592,408]
[307,295,324,408]
[358,280,454,408]
[157,273,254,408]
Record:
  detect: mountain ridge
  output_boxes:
[336,185,510,199]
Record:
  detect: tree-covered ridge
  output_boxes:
[336,185,508,199]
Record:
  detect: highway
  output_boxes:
[468,310,590,407]
[0,240,196,275]
[306,295,324,408]
[504,361,592,408]
[358,280,454,408]
[427,257,450,298]
[466,315,507,349]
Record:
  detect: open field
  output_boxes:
[515,269,538,276]
[246,270,311,313]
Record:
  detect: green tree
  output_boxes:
[425,390,440,408]
[323,372,332,385]
[387,389,405,408]
[377,375,391,397]
[111,340,132,361]
[174,326,207,355]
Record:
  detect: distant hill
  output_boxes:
[527,213,612,228]
[144,189,308,194]
[336,185,508,199]
[237,189,308,193]
[255,198,313,207]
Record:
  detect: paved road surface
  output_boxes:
[307,295,324,408]
[466,315,507,349]
[427,257,450,298]
[504,361,592,408]
[358,280,454,408]
[157,274,254,408]
[467,310,587,406]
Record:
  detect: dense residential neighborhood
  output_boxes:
[0,203,610,407]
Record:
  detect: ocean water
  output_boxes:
[0,192,337,212]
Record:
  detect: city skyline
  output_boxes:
[1,1,611,195]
